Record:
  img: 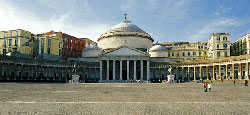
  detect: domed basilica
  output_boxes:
[79,15,179,83]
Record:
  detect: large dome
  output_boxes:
[109,19,146,33]
[84,44,101,51]
[149,44,167,52]
[149,44,168,57]
[97,18,154,51]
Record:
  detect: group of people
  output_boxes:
[233,80,248,86]
[203,81,212,92]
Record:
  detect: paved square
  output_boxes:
[0,82,249,114]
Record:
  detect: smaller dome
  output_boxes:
[149,44,166,52]
[84,44,101,51]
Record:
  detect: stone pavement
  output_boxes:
[0,82,249,115]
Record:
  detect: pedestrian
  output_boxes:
[208,82,212,92]
[203,82,208,92]
[244,80,248,86]
[233,80,236,86]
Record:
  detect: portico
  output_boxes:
[99,46,150,82]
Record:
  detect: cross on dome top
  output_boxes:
[124,13,127,19]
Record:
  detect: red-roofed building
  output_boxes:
[62,33,85,60]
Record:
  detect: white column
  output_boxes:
[194,67,196,81]
[246,62,249,80]
[127,60,129,80]
[147,60,150,80]
[140,60,143,80]
[134,60,136,80]
[187,67,190,81]
[113,60,116,80]
[120,60,122,80]
[106,60,109,80]
[100,61,102,80]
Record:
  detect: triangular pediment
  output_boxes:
[102,47,149,57]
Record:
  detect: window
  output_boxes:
[217,37,220,41]
[193,52,196,56]
[198,46,200,49]
[4,32,6,38]
[172,52,174,56]
[48,39,51,47]
[217,51,221,57]
[182,52,185,56]
[168,53,170,57]
[199,52,201,56]
[59,42,62,48]
[9,39,12,46]
[188,52,190,56]
[223,37,227,41]
[16,30,18,36]
[26,42,29,46]
[204,52,206,55]
[9,31,12,37]
[217,44,220,49]
[3,40,6,47]
[177,53,179,56]
[223,44,227,48]
[201,46,203,49]
[3,49,6,55]
[224,51,228,57]
[47,48,50,54]
[14,39,18,46]
[41,39,44,47]
[174,44,178,46]
[25,32,28,37]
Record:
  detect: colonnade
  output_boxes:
[100,60,150,81]
[180,62,250,81]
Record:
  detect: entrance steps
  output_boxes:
[99,80,149,83]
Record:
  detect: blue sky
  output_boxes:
[0,0,250,43]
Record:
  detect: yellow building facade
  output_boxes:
[230,33,250,56]
[157,33,230,61]
[158,42,208,61]
[0,29,33,57]
[207,33,230,59]
[36,31,63,60]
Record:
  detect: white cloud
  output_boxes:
[176,0,185,5]
[213,6,232,15]
[0,0,111,42]
[188,19,241,42]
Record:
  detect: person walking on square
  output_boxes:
[208,82,212,92]
[244,80,248,86]
[203,82,208,92]
[233,80,236,86]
